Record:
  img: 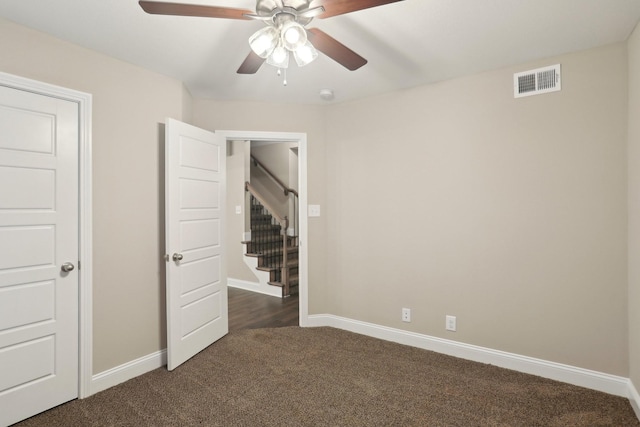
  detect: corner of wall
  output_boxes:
[628,17,640,397]
[182,84,194,123]
[629,379,640,421]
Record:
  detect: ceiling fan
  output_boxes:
[139,0,405,74]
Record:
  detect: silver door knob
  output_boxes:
[172,253,183,262]
[61,262,75,272]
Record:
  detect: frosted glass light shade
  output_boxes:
[249,26,279,58]
[280,21,307,51]
[267,45,290,68]
[293,41,318,67]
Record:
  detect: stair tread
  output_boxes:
[252,247,299,256]
[245,247,299,257]
[256,260,298,272]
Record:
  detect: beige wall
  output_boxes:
[324,43,628,375]
[227,140,259,282]
[1,16,635,382]
[629,21,640,389]
[0,19,188,373]
[251,142,296,220]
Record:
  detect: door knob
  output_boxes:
[61,262,75,272]
[172,253,183,262]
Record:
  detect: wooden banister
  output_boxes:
[245,181,288,230]
[251,155,298,197]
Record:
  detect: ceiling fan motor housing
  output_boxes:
[257,0,314,25]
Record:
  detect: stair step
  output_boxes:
[246,247,298,258]
[242,235,297,245]
[251,225,282,232]
[245,246,298,257]
[251,212,276,220]
[267,278,299,287]
[255,258,298,272]
[267,280,299,297]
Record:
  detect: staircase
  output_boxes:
[243,185,299,297]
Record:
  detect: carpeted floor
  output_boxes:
[16,327,640,426]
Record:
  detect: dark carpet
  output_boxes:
[16,327,639,426]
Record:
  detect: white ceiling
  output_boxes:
[1,0,639,105]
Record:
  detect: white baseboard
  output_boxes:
[306,314,631,399]
[228,277,281,298]
[630,380,640,420]
[90,349,166,396]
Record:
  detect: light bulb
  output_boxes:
[249,26,278,58]
[272,46,287,63]
[280,21,307,51]
[284,27,300,45]
[255,35,270,51]
[296,45,313,62]
[267,44,290,68]
[293,41,318,67]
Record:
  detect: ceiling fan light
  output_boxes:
[248,26,278,58]
[267,45,290,68]
[280,21,307,51]
[293,41,318,67]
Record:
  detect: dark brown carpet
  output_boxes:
[16,327,639,426]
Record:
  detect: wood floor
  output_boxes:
[228,287,299,332]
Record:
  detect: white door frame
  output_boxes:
[217,130,309,325]
[0,72,93,398]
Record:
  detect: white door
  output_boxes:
[165,118,227,370]
[0,85,79,425]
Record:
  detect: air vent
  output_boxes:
[514,64,561,98]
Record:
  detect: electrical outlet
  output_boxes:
[402,308,411,322]
[446,315,457,331]
[235,205,242,214]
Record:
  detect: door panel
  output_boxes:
[0,86,79,426]
[165,118,227,371]
[0,166,56,208]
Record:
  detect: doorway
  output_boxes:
[218,130,309,326]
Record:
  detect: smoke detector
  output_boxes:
[319,88,334,101]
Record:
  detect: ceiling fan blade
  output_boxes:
[312,0,404,19]
[242,13,273,21]
[139,1,253,20]
[237,51,266,74]
[307,28,367,71]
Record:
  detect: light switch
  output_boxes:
[235,205,242,214]
[308,204,321,217]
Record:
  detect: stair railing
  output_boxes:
[245,181,291,296]
[251,154,298,237]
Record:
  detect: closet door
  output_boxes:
[0,84,79,426]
